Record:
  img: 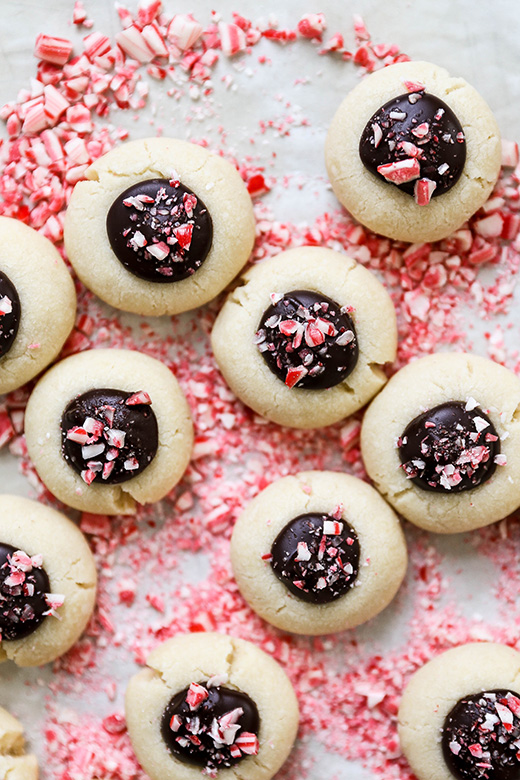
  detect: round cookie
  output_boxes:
[211,246,397,429]
[125,632,299,780]
[64,137,255,316]
[24,349,193,515]
[0,216,76,395]
[0,494,96,667]
[325,61,501,243]
[361,352,520,534]
[398,643,520,780]
[231,471,407,635]
[0,704,38,779]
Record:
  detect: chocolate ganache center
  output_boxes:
[0,270,21,359]
[255,289,358,390]
[398,401,500,493]
[106,178,213,283]
[0,544,51,641]
[61,388,158,485]
[270,512,360,603]
[161,682,260,771]
[442,689,520,780]
[359,91,466,204]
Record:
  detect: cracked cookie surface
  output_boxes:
[125,632,299,780]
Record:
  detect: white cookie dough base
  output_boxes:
[24,349,194,515]
[398,643,520,780]
[325,61,501,243]
[64,137,255,316]
[125,632,299,780]
[231,471,407,635]
[0,217,76,395]
[0,495,96,667]
[211,247,397,429]
[361,352,520,533]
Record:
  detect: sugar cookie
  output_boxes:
[326,61,501,243]
[212,246,397,429]
[398,643,520,780]
[64,138,255,316]
[0,494,96,667]
[0,704,38,779]
[125,632,299,780]
[231,471,407,635]
[24,349,193,515]
[361,352,520,533]
[0,217,76,395]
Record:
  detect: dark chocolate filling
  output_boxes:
[0,543,50,641]
[0,270,21,359]
[442,689,520,780]
[106,177,213,282]
[255,289,358,390]
[61,388,158,485]
[270,512,360,604]
[398,401,500,493]
[359,91,466,198]
[161,683,260,771]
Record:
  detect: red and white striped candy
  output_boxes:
[83,32,112,60]
[218,22,247,57]
[34,34,73,66]
[44,593,65,614]
[169,714,182,732]
[116,25,155,64]
[102,462,115,480]
[126,391,152,406]
[186,682,209,710]
[414,178,437,206]
[83,417,104,437]
[403,79,425,93]
[66,426,89,445]
[43,84,70,125]
[141,24,169,58]
[81,468,97,485]
[167,15,203,50]
[377,158,420,184]
[285,365,307,389]
[22,103,48,135]
[105,429,126,448]
[305,324,325,347]
[323,520,343,535]
[474,212,504,238]
[148,242,170,261]
[66,104,93,133]
[64,137,90,165]
[295,542,312,561]
[297,13,327,39]
[173,223,193,249]
[501,139,519,168]
[0,413,14,450]
[235,732,259,755]
[411,122,430,139]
